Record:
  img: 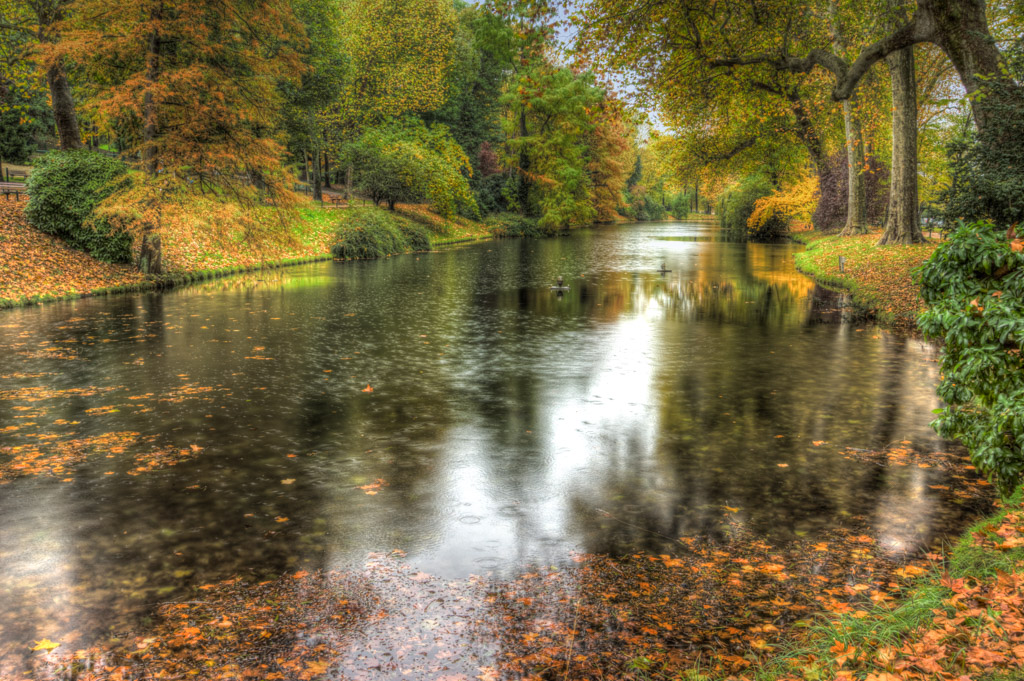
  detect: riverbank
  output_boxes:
[0,200,493,309]
[724,228,1024,681]
[791,230,937,327]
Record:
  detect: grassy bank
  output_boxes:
[791,230,937,327]
[0,199,495,310]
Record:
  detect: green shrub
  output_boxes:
[330,209,431,259]
[484,213,555,238]
[716,175,774,237]
[25,150,133,263]
[941,47,1024,229]
[918,220,1024,497]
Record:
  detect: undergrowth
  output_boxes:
[330,208,432,259]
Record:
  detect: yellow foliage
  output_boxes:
[747,175,818,233]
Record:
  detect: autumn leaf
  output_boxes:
[30,639,60,652]
[361,384,373,392]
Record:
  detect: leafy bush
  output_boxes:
[330,209,431,259]
[746,175,818,241]
[918,221,1024,497]
[25,150,133,263]
[812,152,889,231]
[624,190,667,222]
[349,119,479,218]
[717,175,774,237]
[485,213,554,238]
[941,80,1024,228]
[472,173,509,216]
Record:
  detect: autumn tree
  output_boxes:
[587,100,634,222]
[57,0,304,273]
[421,3,510,209]
[350,119,477,216]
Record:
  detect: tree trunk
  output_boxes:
[138,7,163,275]
[878,44,925,245]
[311,144,323,202]
[345,164,353,201]
[694,179,699,213]
[829,0,867,236]
[323,152,331,188]
[837,98,867,236]
[789,94,826,173]
[46,59,82,150]
[517,107,530,211]
[922,0,1005,133]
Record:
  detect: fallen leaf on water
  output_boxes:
[361,384,373,393]
[777,463,789,468]
[274,516,289,523]
[812,440,826,446]
[30,639,60,652]
[281,479,295,485]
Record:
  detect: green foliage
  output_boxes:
[350,120,478,218]
[623,190,666,222]
[0,106,50,165]
[501,63,605,229]
[668,190,693,218]
[941,89,1024,228]
[484,212,553,238]
[330,208,432,259]
[918,221,1024,497]
[716,175,774,238]
[25,151,134,263]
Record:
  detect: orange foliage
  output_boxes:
[587,100,633,222]
[55,0,305,244]
[747,174,819,234]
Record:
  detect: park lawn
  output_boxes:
[792,230,938,327]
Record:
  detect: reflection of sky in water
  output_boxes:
[0,219,989,655]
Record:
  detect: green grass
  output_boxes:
[791,231,937,327]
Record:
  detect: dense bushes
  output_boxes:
[941,86,1024,229]
[623,191,667,222]
[918,221,1024,497]
[717,175,774,237]
[485,213,555,238]
[330,209,432,259]
[349,120,479,218]
[25,150,133,263]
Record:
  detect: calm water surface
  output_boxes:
[0,219,981,653]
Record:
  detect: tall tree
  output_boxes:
[2,0,83,149]
[59,0,304,273]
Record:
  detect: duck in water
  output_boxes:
[550,275,570,291]
[658,263,672,274]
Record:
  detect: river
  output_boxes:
[0,218,988,671]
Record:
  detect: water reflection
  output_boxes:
[0,219,985,656]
